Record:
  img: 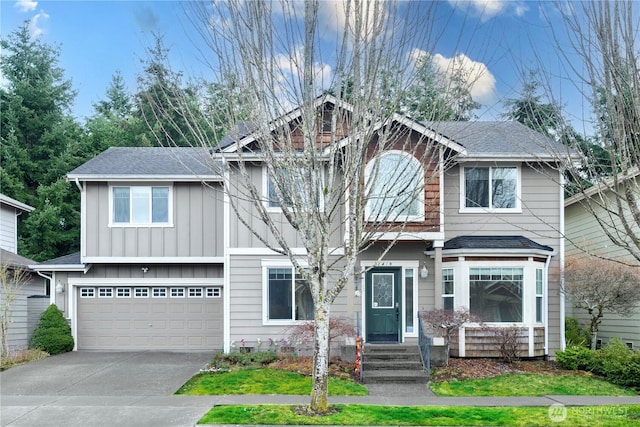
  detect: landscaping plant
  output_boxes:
[29,304,74,355]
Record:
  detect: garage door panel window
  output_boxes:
[170,288,185,298]
[152,288,167,298]
[135,288,149,298]
[80,288,95,298]
[117,288,131,298]
[99,288,113,298]
[206,287,221,298]
[188,288,203,298]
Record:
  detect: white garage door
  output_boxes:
[76,286,223,350]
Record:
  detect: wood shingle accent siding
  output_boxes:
[450,327,545,358]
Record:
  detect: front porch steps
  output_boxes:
[361,343,427,384]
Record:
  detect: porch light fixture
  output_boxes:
[55,280,65,294]
[420,263,429,279]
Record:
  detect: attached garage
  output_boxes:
[76,285,223,350]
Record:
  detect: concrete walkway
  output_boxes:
[1,352,638,427]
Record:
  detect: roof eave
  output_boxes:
[425,248,556,257]
[66,174,223,182]
[30,263,91,273]
[0,194,35,212]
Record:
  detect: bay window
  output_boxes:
[469,267,523,322]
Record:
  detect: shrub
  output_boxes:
[29,305,74,355]
[594,339,640,389]
[556,345,594,371]
[565,317,591,347]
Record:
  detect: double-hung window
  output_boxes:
[365,151,424,221]
[462,166,518,211]
[112,186,170,225]
[442,268,454,311]
[265,267,314,323]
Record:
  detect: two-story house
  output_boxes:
[565,172,640,349]
[0,194,47,351]
[33,97,567,358]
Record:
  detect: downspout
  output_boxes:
[35,271,54,305]
[559,172,566,354]
[74,177,83,192]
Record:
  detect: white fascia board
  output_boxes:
[29,264,91,273]
[0,194,34,212]
[564,167,640,207]
[425,248,556,258]
[227,247,346,256]
[391,115,467,155]
[80,256,225,264]
[367,231,445,241]
[67,175,223,182]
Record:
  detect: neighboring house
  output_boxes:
[0,194,47,351]
[564,175,640,349]
[32,96,567,358]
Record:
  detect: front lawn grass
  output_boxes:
[176,368,368,396]
[197,404,640,426]
[430,373,637,397]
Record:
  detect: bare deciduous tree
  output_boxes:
[0,262,29,359]
[142,0,488,413]
[527,1,640,264]
[564,256,640,350]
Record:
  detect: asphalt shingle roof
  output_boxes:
[427,121,569,158]
[1,249,36,268]
[67,147,221,178]
[440,235,553,252]
[38,252,82,266]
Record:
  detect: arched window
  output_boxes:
[365,151,424,222]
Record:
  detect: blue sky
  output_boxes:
[1,0,589,130]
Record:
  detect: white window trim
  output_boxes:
[206,287,221,298]
[459,165,522,213]
[261,259,311,326]
[170,287,185,298]
[80,287,95,298]
[134,287,149,298]
[108,184,174,227]
[188,287,204,298]
[116,287,131,298]
[365,150,425,222]
[98,287,113,298]
[442,267,455,309]
[152,287,167,298]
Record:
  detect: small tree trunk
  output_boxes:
[310,301,330,413]
[589,310,603,350]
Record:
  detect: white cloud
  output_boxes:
[447,0,527,21]
[273,47,332,90]
[14,0,38,13]
[432,53,496,103]
[317,0,386,40]
[28,10,49,38]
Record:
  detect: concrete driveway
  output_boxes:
[0,351,216,427]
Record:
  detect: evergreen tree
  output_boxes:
[0,23,82,260]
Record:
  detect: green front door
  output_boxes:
[365,267,401,342]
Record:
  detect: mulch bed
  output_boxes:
[430,358,573,382]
